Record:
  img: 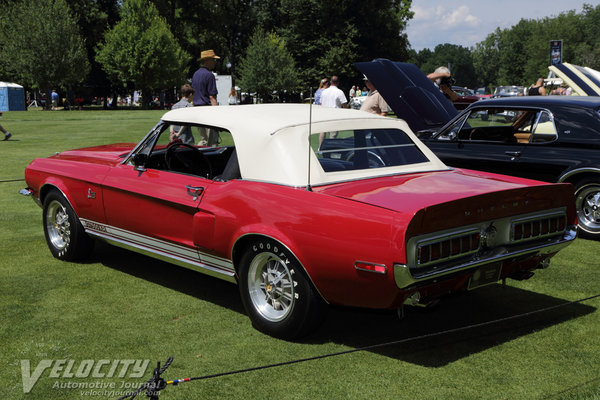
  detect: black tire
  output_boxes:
[42,190,94,261]
[573,177,600,239]
[238,238,326,339]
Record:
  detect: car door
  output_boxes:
[426,108,526,177]
[102,165,210,256]
[101,123,215,266]
[503,109,564,182]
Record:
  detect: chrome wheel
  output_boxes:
[575,183,600,235]
[247,250,295,322]
[45,199,71,251]
[42,190,94,261]
[239,238,326,338]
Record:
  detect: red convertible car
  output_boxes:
[22,104,576,338]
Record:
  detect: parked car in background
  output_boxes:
[21,103,576,339]
[451,86,480,110]
[493,85,526,97]
[475,87,492,98]
[356,59,600,239]
[349,95,366,109]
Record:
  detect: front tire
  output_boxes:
[238,238,325,339]
[574,178,600,239]
[43,190,94,261]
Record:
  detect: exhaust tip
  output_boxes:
[510,270,535,281]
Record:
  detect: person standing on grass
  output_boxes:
[192,49,220,145]
[319,75,347,147]
[169,84,195,144]
[360,76,389,117]
[320,75,348,109]
[0,112,12,140]
[51,89,59,110]
[528,78,547,96]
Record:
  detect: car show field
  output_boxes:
[1,110,599,399]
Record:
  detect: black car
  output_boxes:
[357,59,600,239]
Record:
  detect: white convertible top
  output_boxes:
[161,104,448,186]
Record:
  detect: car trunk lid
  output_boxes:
[548,62,600,96]
[355,59,458,133]
[315,169,574,234]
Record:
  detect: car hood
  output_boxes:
[315,169,573,234]
[548,63,600,96]
[50,143,136,166]
[355,59,458,133]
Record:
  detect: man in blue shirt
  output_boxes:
[51,90,59,110]
[192,50,219,106]
[191,49,221,145]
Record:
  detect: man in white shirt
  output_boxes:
[319,75,347,146]
[320,76,347,108]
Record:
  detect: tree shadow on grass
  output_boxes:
[93,242,596,367]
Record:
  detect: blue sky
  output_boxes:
[406,0,600,51]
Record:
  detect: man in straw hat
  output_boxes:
[192,49,221,145]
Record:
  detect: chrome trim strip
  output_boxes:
[394,227,576,289]
[80,219,236,282]
[558,167,600,183]
[121,121,165,165]
[354,260,387,274]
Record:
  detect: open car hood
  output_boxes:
[548,62,600,96]
[355,59,458,133]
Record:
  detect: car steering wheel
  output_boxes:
[165,142,213,178]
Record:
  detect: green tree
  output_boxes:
[237,29,300,102]
[150,0,256,81]
[96,0,190,107]
[472,31,501,89]
[67,0,121,96]
[0,0,89,106]
[255,0,413,92]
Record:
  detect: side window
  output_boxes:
[531,111,558,143]
[312,128,429,172]
[163,124,222,147]
[437,113,469,140]
[465,108,519,143]
[138,124,237,179]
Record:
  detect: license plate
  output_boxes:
[468,262,502,290]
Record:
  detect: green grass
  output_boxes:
[1,109,599,399]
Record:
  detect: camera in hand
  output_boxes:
[440,76,456,87]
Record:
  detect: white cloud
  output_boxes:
[406,0,591,51]
[443,5,480,29]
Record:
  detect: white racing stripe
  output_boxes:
[80,218,235,277]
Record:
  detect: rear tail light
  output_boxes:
[416,231,480,266]
[512,214,566,242]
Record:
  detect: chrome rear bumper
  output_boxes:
[394,227,576,289]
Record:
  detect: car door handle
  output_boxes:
[185,185,204,201]
[505,151,521,160]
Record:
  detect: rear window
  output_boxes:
[312,128,429,172]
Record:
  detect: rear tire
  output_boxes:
[43,190,94,261]
[238,238,326,339]
[573,178,600,239]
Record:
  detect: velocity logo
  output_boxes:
[20,359,149,393]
